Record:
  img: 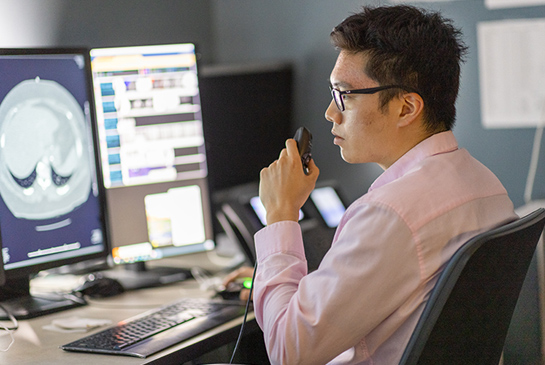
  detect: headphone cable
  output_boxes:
[229,261,258,364]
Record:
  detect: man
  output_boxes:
[235,5,516,364]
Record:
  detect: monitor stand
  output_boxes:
[0,275,85,320]
[103,262,192,291]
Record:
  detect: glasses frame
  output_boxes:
[329,85,420,112]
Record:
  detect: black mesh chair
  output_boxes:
[399,208,545,365]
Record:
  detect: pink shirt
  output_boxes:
[253,131,516,364]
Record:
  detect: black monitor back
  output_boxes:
[199,62,294,193]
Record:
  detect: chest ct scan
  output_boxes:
[0,77,92,220]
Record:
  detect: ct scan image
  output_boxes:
[0,77,92,220]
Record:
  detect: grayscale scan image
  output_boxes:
[0,78,92,220]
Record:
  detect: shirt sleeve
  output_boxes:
[253,202,423,364]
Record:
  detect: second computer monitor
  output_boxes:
[90,44,215,269]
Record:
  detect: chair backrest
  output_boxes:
[399,208,545,365]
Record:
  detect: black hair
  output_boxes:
[330,5,468,132]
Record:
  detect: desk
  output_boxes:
[0,255,267,364]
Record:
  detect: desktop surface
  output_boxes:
[0,253,264,365]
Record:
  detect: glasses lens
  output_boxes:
[331,89,344,111]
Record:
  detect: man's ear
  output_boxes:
[398,93,424,127]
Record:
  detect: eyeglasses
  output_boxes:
[329,85,419,112]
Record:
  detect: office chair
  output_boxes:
[399,208,545,365]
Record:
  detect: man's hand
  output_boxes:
[222,266,255,301]
[259,139,319,225]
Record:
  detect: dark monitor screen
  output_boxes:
[199,62,293,193]
[89,44,215,288]
[0,48,109,318]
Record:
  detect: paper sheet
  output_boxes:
[478,18,545,128]
[485,0,545,9]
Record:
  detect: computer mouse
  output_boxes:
[215,279,253,301]
[74,273,125,298]
[215,281,244,300]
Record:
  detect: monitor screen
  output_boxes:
[310,186,346,228]
[90,43,215,288]
[0,48,109,318]
[199,62,293,193]
[250,196,304,227]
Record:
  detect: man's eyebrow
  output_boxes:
[328,79,351,89]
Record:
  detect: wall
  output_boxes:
[0,0,65,47]
[0,0,215,63]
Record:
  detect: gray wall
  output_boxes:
[0,0,215,63]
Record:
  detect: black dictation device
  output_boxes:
[294,126,312,174]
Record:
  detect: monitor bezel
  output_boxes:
[0,47,111,280]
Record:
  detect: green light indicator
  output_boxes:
[242,279,253,289]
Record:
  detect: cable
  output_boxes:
[0,304,17,332]
[524,124,543,204]
[0,303,18,352]
[191,267,223,291]
[524,102,545,204]
[205,249,246,270]
[0,326,14,352]
[229,261,258,364]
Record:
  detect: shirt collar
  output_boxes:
[368,131,459,192]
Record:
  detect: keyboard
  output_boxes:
[60,297,249,358]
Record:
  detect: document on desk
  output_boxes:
[478,18,545,128]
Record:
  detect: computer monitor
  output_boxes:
[199,62,293,193]
[90,44,215,289]
[0,48,110,319]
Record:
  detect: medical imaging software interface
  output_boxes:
[0,52,106,270]
[90,43,215,264]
